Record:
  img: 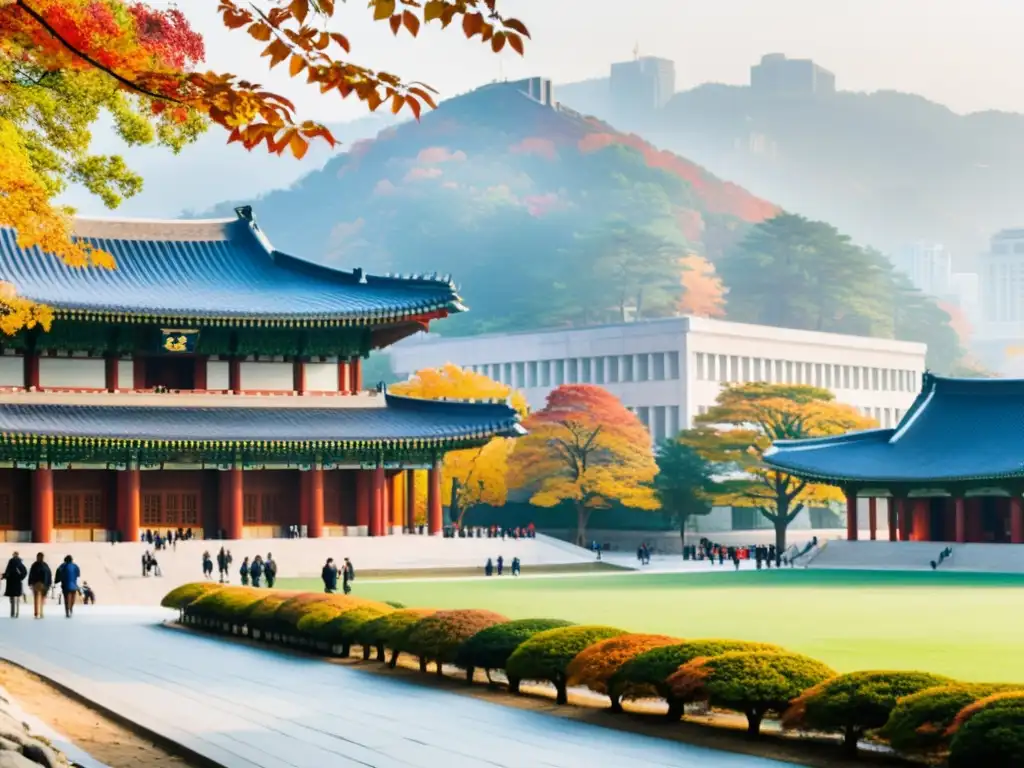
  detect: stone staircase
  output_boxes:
[807,540,1024,573]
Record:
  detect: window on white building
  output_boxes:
[622,355,634,382]
[668,352,680,380]
[718,354,728,382]
[668,405,680,436]
[581,358,592,384]
[652,353,666,381]
[594,357,605,385]
[637,406,650,427]
[514,362,525,387]
[637,354,650,381]
[554,360,565,385]
[607,356,620,383]
[695,353,706,381]
[652,406,667,441]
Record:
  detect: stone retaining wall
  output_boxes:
[0,687,70,767]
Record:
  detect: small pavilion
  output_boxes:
[764,373,1024,545]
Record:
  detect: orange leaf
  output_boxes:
[263,39,291,67]
[222,9,252,28]
[389,14,402,34]
[391,94,406,114]
[373,0,396,21]
[329,32,351,52]
[318,0,335,14]
[407,95,422,120]
[507,32,524,56]
[248,23,272,42]
[290,0,309,24]
[491,31,505,53]
[402,10,421,35]
[289,132,309,159]
[462,12,484,38]
[289,54,306,77]
[503,18,530,37]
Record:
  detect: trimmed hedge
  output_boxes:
[609,639,783,719]
[318,605,395,656]
[161,582,223,611]
[879,682,1022,755]
[358,608,436,662]
[245,593,293,635]
[455,618,575,683]
[947,692,1024,768]
[782,670,954,754]
[506,625,626,705]
[400,610,509,676]
[566,634,679,712]
[670,651,836,736]
[187,587,265,625]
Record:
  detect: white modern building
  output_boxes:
[389,317,928,442]
[894,242,953,297]
[975,228,1024,374]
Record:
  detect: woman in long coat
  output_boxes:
[2,552,27,618]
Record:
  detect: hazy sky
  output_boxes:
[177,0,1024,122]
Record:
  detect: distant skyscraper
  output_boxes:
[974,228,1024,374]
[609,56,675,123]
[895,242,952,297]
[750,53,836,97]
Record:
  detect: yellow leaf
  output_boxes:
[289,54,306,77]
[289,133,309,159]
[423,0,444,21]
[373,0,396,21]
[248,23,272,42]
[290,0,309,24]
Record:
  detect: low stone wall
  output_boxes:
[0,687,70,767]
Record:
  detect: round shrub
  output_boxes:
[670,651,836,737]
[400,610,509,675]
[880,683,1021,755]
[294,596,391,639]
[318,605,394,656]
[609,638,783,719]
[455,618,575,683]
[162,582,222,611]
[245,593,292,634]
[505,625,626,705]
[948,693,1024,768]
[272,593,364,634]
[782,670,955,754]
[357,608,435,662]
[566,634,679,711]
[187,587,264,626]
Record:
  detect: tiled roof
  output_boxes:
[0,207,463,325]
[0,393,523,446]
[764,374,1024,484]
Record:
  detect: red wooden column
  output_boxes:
[104,355,119,392]
[955,496,967,543]
[337,360,350,394]
[966,498,984,542]
[868,497,877,541]
[194,356,208,391]
[845,492,858,541]
[119,469,141,543]
[228,357,242,395]
[370,466,385,537]
[911,499,930,542]
[389,472,403,531]
[31,468,53,544]
[887,499,898,541]
[1011,496,1024,544]
[898,499,912,541]
[427,466,443,536]
[351,358,363,393]
[355,470,370,534]
[405,469,417,532]
[307,468,324,539]
[23,351,39,390]
[224,469,243,540]
[293,359,306,394]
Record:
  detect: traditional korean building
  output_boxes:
[0,206,524,543]
[765,373,1024,545]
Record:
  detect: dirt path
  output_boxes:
[0,662,202,768]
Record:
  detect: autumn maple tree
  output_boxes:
[685,383,876,551]
[0,0,529,333]
[507,384,658,544]
[390,364,528,526]
[677,254,726,317]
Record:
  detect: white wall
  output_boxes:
[117,359,134,390]
[0,356,21,387]
[240,361,292,391]
[207,360,230,390]
[39,358,105,389]
[305,362,337,392]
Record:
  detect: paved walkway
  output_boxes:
[0,608,796,768]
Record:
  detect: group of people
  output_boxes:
[1,552,91,619]
[238,554,277,588]
[484,555,520,576]
[142,550,162,577]
[445,524,536,540]
[321,557,354,594]
[685,539,788,570]
[141,527,195,550]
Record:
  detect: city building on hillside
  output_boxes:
[974,228,1024,374]
[0,206,523,544]
[750,53,836,97]
[894,241,952,297]
[389,316,927,442]
[610,55,676,118]
[504,76,553,107]
[766,374,1024,545]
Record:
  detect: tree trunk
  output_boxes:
[361,645,371,661]
[435,661,444,676]
[608,695,623,713]
[418,657,427,673]
[508,676,521,694]
[374,643,384,661]
[555,679,568,706]
[665,699,685,721]
[388,650,399,669]
[679,512,689,556]
[775,516,788,553]
[450,477,462,527]
[576,504,591,547]
[745,708,764,737]
[465,666,475,684]
[340,641,350,658]
[843,726,861,755]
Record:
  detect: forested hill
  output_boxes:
[204,81,778,336]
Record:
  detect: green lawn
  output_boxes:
[277,570,1024,682]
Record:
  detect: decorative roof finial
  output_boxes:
[234,205,254,221]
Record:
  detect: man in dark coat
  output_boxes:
[321,558,338,594]
[264,553,277,589]
[341,557,353,594]
[27,553,52,619]
[2,552,27,618]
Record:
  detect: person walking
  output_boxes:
[239,557,250,586]
[341,557,353,595]
[321,558,338,594]
[27,553,51,619]
[216,547,228,583]
[57,555,81,618]
[264,553,277,589]
[1,552,27,618]
[249,555,263,588]
[202,551,213,580]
